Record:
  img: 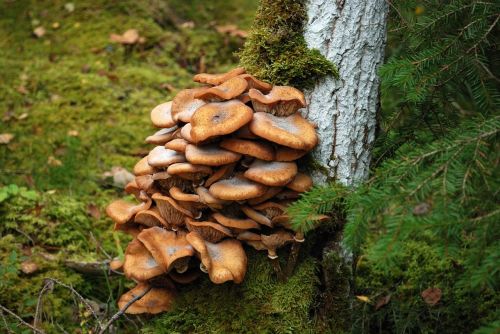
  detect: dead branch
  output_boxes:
[0,304,45,334]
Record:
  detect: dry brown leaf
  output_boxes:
[21,260,38,274]
[110,29,140,44]
[102,166,134,188]
[17,113,29,120]
[356,295,371,303]
[421,287,442,306]
[0,133,14,144]
[413,202,431,216]
[375,295,391,310]
[33,26,46,38]
[47,156,63,167]
[87,203,101,220]
[67,130,79,137]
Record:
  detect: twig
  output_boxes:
[34,280,54,328]
[0,309,14,334]
[98,285,152,334]
[0,304,45,334]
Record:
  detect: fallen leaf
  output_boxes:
[64,3,75,13]
[215,24,248,38]
[180,21,195,29]
[21,260,38,274]
[375,295,391,310]
[87,204,101,220]
[159,83,176,92]
[50,94,62,102]
[67,130,79,137]
[47,156,63,167]
[33,26,46,38]
[110,29,140,44]
[0,133,14,144]
[17,85,28,94]
[421,287,442,306]
[46,190,57,195]
[17,112,29,120]
[102,167,135,188]
[52,22,60,29]
[356,295,371,303]
[81,64,91,73]
[413,202,431,216]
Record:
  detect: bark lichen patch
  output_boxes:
[238,0,338,89]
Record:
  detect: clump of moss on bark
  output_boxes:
[238,0,337,89]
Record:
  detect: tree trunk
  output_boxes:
[303,0,388,185]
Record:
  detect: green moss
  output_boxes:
[144,252,319,334]
[353,241,500,333]
[238,0,338,89]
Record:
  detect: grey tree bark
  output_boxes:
[303,0,388,185]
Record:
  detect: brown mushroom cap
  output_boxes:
[185,217,233,243]
[261,229,294,259]
[247,187,283,205]
[180,123,195,143]
[238,74,272,93]
[133,156,155,176]
[118,282,175,314]
[248,86,306,116]
[186,232,247,284]
[135,174,157,194]
[236,231,262,242]
[219,138,275,161]
[169,186,200,203]
[253,202,287,221]
[114,221,144,237]
[124,179,142,199]
[171,88,207,123]
[286,173,313,192]
[138,227,194,272]
[249,112,318,150]
[151,101,176,128]
[194,77,248,102]
[165,138,189,153]
[275,146,308,161]
[235,124,259,139]
[190,100,253,143]
[185,144,241,166]
[212,212,260,230]
[147,147,186,168]
[195,186,230,209]
[110,257,124,271]
[123,238,164,281]
[106,197,152,225]
[169,269,200,284]
[193,67,246,85]
[145,126,179,145]
[152,193,194,228]
[135,207,169,228]
[209,175,267,201]
[240,206,273,227]
[204,162,236,187]
[167,162,212,181]
[244,160,298,186]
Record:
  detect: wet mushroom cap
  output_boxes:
[275,146,308,161]
[180,123,195,143]
[219,138,275,161]
[194,76,248,101]
[185,144,241,166]
[249,112,318,150]
[147,147,186,168]
[165,138,189,153]
[193,67,246,85]
[204,162,236,187]
[209,175,268,201]
[195,186,230,209]
[123,238,164,281]
[171,88,207,122]
[244,160,298,186]
[118,282,175,314]
[145,126,179,145]
[190,100,253,143]
[238,74,272,93]
[240,206,272,227]
[248,86,306,116]
[169,186,200,203]
[286,172,313,192]
[138,227,194,272]
[151,101,176,128]
[106,198,151,225]
[212,212,260,230]
[133,156,155,176]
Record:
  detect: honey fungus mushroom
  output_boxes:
[118,283,175,314]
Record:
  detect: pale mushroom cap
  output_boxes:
[118,282,175,314]
[123,238,164,281]
[106,199,152,225]
[194,76,248,101]
[133,156,155,176]
[244,160,298,186]
[209,175,267,201]
[135,174,156,193]
[145,126,179,145]
[165,138,189,153]
[286,173,313,192]
[185,217,233,243]
[249,112,318,150]
[190,100,253,143]
[238,74,272,93]
[186,232,247,284]
[147,146,186,168]
[248,86,306,116]
[193,67,246,85]
[185,144,241,166]
[212,212,260,230]
[180,123,195,143]
[151,101,176,128]
[110,29,140,45]
[275,146,308,161]
[138,227,194,272]
[219,138,275,161]
[171,88,207,122]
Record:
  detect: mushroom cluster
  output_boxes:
[106,67,319,314]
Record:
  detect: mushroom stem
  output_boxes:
[285,232,304,277]
[268,251,285,282]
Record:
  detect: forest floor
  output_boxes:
[0,1,324,333]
